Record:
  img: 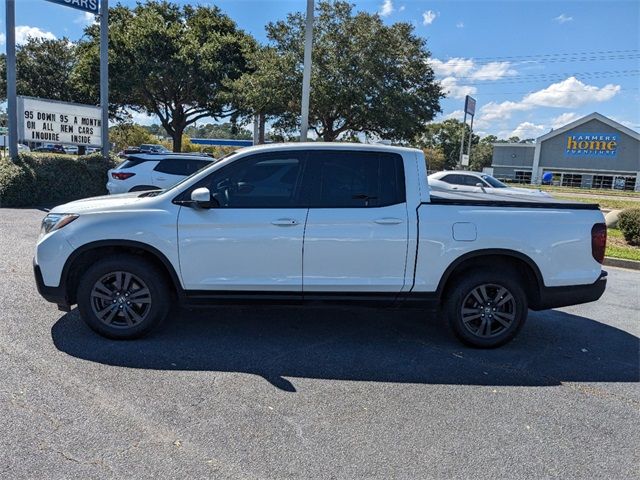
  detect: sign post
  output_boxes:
[5,0,18,162]
[99,0,109,157]
[4,0,110,157]
[459,95,476,168]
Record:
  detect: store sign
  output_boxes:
[464,95,476,116]
[565,133,618,157]
[44,0,99,14]
[17,96,102,147]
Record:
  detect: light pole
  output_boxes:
[300,0,314,142]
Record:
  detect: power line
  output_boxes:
[453,69,639,83]
[468,88,639,96]
[453,71,640,86]
[431,49,640,66]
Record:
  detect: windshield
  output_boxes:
[481,175,507,188]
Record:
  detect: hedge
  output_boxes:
[618,208,640,246]
[0,153,118,207]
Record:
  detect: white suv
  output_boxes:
[107,153,214,194]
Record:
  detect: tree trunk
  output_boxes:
[258,113,266,144]
[322,130,338,142]
[172,125,184,152]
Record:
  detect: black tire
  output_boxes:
[76,255,171,339]
[444,268,528,348]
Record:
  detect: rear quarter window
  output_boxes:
[118,157,152,169]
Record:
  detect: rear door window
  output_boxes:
[441,174,465,185]
[154,158,212,176]
[154,159,191,176]
[303,150,405,207]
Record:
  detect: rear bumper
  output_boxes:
[532,271,608,310]
[33,258,70,310]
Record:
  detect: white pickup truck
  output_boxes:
[34,143,608,348]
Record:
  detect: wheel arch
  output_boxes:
[436,249,544,308]
[61,240,183,305]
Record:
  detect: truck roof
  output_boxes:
[232,142,423,156]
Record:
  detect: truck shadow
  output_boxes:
[51,306,639,392]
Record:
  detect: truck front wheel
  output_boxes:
[444,269,528,348]
[76,255,171,339]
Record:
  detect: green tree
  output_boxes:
[469,142,493,172]
[259,1,443,141]
[76,1,256,151]
[0,38,89,103]
[422,146,446,172]
[418,119,479,170]
[109,123,155,152]
[231,46,298,143]
[184,122,252,140]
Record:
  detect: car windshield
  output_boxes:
[481,175,507,188]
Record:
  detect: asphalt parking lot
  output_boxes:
[1,208,638,479]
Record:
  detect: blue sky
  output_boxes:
[2,0,639,139]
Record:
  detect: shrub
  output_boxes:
[0,152,117,207]
[618,208,640,246]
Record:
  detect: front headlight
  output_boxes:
[40,213,79,237]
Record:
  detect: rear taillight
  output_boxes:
[591,223,607,264]
[111,172,136,180]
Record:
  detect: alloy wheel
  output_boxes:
[460,283,517,338]
[90,271,152,328]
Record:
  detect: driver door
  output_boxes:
[177,151,307,292]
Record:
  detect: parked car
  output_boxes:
[429,171,550,197]
[139,144,170,154]
[17,144,30,153]
[33,144,66,154]
[63,145,79,155]
[106,153,215,194]
[117,146,142,158]
[35,143,607,348]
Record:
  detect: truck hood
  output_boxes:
[49,191,163,214]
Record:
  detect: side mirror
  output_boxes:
[475,183,487,193]
[191,187,216,209]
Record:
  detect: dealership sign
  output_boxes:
[565,133,618,157]
[17,96,102,147]
[44,0,99,14]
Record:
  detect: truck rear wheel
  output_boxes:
[76,255,170,339]
[444,269,528,348]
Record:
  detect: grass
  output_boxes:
[550,194,640,211]
[517,183,640,197]
[606,228,640,262]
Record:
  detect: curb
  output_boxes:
[604,257,640,270]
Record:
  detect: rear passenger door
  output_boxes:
[302,150,409,293]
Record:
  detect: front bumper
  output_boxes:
[33,258,70,311]
[532,270,608,310]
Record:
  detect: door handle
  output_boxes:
[156,177,167,181]
[374,218,404,225]
[271,218,299,226]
